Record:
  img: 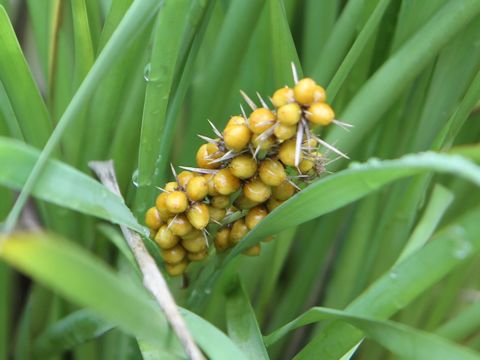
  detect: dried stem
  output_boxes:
[89,160,204,360]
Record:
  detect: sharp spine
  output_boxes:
[179,166,218,174]
[256,92,270,109]
[291,62,299,84]
[240,90,258,110]
[207,119,223,138]
[312,135,349,159]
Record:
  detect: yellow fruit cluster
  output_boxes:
[145,75,349,276]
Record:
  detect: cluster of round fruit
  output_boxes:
[144,75,349,276]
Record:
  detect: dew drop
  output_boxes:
[449,226,473,260]
[453,239,472,260]
[348,161,362,169]
[141,227,150,238]
[389,271,398,280]
[393,297,407,310]
[367,157,381,167]
[143,63,151,82]
[132,169,139,188]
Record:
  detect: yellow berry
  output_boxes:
[274,123,297,140]
[278,139,300,166]
[234,193,260,210]
[155,193,174,219]
[259,158,287,186]
[313,85,326,103]
[208,206,226,223]
[267,197,284,212]
[168,214,193,236]
[294,78,324,106]
[165,259,188,276]
[271,87,294,107]
[306,102,335,126]
[154,225,179,249]
[248,108,275,134]
[165,181,178,192]
[304,137,318,150]
[272,180,296,200]
[182,228,202,240]
[243,244,261,256]
[277,102,301,125]
[204,173,220,196]
[166,191,188,214]
[243,178,271,203]
[251,134,275,151]
[299,159,314,173]
[229,154,257,179]
[226,115,246,128]
[186,176,208,201]
[214,169,241,195]
[177,171,195,189]
[188,249,208,262]
[145,207,162,230]
[182,235,207,253]
[224,124,252,152]
[196,143,223,169]
[245,206,268,230]
[230,219,249,245]
[214,227,231,252]
[186,203,210,230]
[161,244,186,264]
[211,195,230,209]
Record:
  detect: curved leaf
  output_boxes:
[0,232,246,360]
[3,0,162,232]
[33,310,114,357]
[0,137,144,234]
[327,0,480,156]
[0,233,170,349]
[225,152,480,261]
[134,0,189,214]
[265,307,480,360]
[33,307,248,360]
[225,277,269,359]
[295,206,480,359]
[181,309,247,360]
[0,6,52,148]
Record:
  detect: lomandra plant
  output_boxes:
[1,0,480,359]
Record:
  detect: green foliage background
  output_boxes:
[1,0,480,359]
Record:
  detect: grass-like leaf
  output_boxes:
[395,184,454,264]
[3,0,162,232]
[327,0,480,156]
[268,0,302,88]
[436,301,480,342]
[135,0,189,214]
[0,232,172,351]
[311,0,366,84]
[265,307,480,360]
[0,137,144,234]
[225,152,480,260]
[180,309,247,360]
[33,309,114,357]
[187,152,480,310]
[226,277,269,359]
[327,0,391,100]
[0,6,52,148]
[296,206,480,358]
[0,232,247,359]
